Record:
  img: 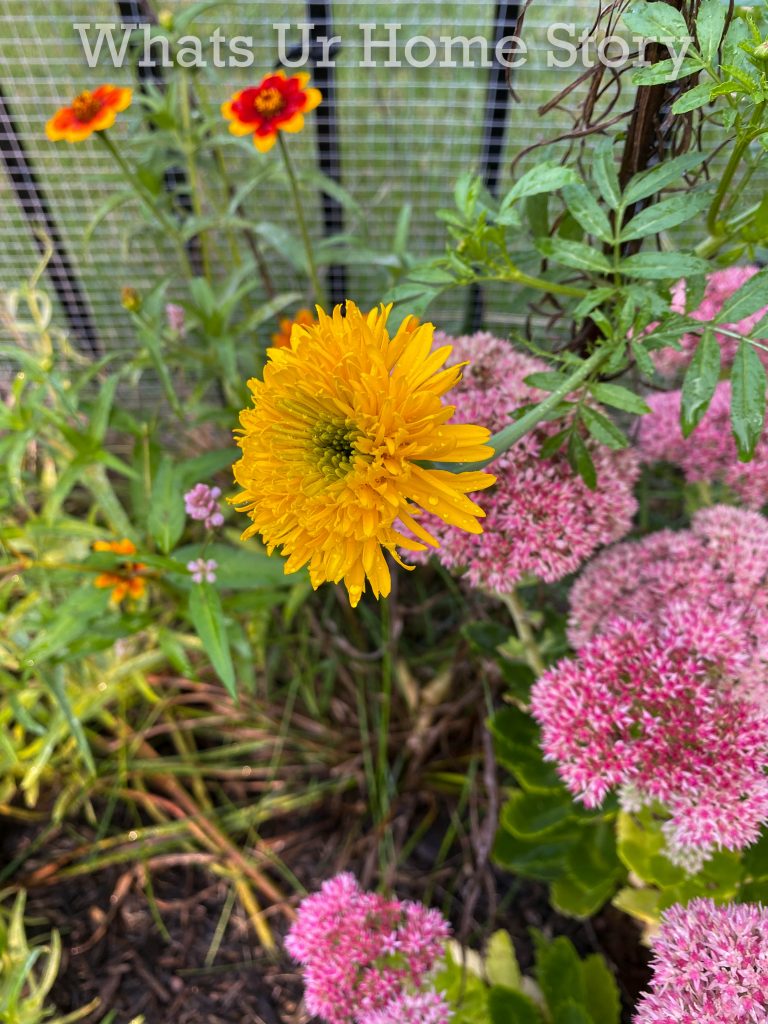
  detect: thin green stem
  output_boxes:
[707,102,766,234]
[98,132,193,278]
[496,589,545,677]
[488,270,588,299]
[277,133,327,308]
[179,71,212,280]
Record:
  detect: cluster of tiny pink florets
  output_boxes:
[531,610,768,870]
[568,505,768,707]
[405,332,639,590]
[184,482,224,529]
[285,873,452,1024]
[633,898,768,1024]
[653,265,768,376]
[636,381,768,508]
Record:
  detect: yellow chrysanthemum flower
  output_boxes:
[232,302,496,607]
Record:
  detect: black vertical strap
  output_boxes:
[306,2,346,306]
[465,0,521,333]
[116,0,201,274]
[0,84,101,355]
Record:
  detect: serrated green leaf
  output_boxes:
[562,184,614,243]
[590,382,651,415]
[633,56,702,85]
[187,583,236,698]
[535,936,585,1013]
[622,1,691,43]
[580,406,629,449]
[619,191,712,242]
[632,339,658,377]
[672,81,715,113]
[502,163,580,208]
[619,252,708,280]
[536,238,612,274]
[502,789,577,839]
[696,0,728,63]
[622,153,705,207]
[493,828,577,883]
[567,432,597,489]
[731,340,767,461]
[717,266,768,323]
[592,140,621,211]
[680,329,720,436]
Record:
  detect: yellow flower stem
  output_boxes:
[427,344,611,473]
[98,132,193,279]
[277,132,327,308]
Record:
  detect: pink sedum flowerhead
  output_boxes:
[654,265,768,376]
[359,990,452,1024]
[285,873,451,1024]
[634,898,768,1024]
[531,616,768,868]
[568,505,768,707]
[406,332,639,590]
[636,381,768,509]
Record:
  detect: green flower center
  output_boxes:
[312,418,359,479]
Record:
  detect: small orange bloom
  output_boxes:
[46,84,132,143]
[271,308,316,349]
[93,538,146,605]
[221,72,322,153]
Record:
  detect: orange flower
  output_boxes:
[46,84,132,143]
[93,538,146,605]
[271,308,316,349]
[221,72,322,153]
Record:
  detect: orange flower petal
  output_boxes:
[280,112,305,134]
[302,88,323,112]
[253,132,277,152]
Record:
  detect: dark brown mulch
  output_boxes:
[4,804,651,1024]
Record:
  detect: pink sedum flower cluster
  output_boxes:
[568,505,768,706]
[406,332,639,590]
[184,483,224,529]
[636,382,768,509]
[531,615,768,870]
[653,265,768,376]
[285,873,452,1024]
[634,898,768,1024]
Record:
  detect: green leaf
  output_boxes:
[172,542,293,591]
[619,191,712,242]
[633,56,702,85]
[582,955,622,1024]
[717,267,768,323]
[731,340,767,461]
[619,252,708,280]
[502,789,577,839]
[44,665,97,776]
[672,81,715,114]
[535,935,585,1013]
[696,0,728,63]
[556,1001,595,1024]
[580,406,629,449]
[551,873,618,919]
[241,291,304,334]
[623,153,705,207]
[490,706,562,791]
[488,987,543,1024]
[502,163,580,208]
[525,371,571,392]
[147,457,185,554]
[567,432,597,489]
[485,930,522,990]
[680,329,720,436]
[536,238,612,274]
[86,374,119,444]
[493,827,576,882]
[590,382,651,415]
[562,184,613,243]
[622,1,691,43]
[188,583,236,698]
[632,339,658,377]
[592,140,621,211]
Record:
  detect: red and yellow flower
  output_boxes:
[221,72,322,153]
[93,538,146,604]
[46,84,132,143]
[272,308,316,349]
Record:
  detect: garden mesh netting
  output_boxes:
[0,0,598,357]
